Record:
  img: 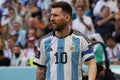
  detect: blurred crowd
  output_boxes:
[0,0,120,68]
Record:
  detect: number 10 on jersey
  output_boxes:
[55,52,67,64]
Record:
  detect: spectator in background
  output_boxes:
[105,34,120,65]
[0,24,9,40]
[0,49,10,66]
[42,10,51,26]
[8,8,23,34]
[34,16,44,29]
[12,21,27,48]
[94,6,114,41]
[35,29,45,46]
[23,37,36,60]
[37,0,56,11]
[42,15,53,35]
[93,0,107,17]
[3,0,13,10]
[25,1,42,18]
[1,8,9,27]
[14,1,25,17]
[37,0,46,11]
[10,45,27,66]
[72,5,95,37]
[0,0,5,8]
[113,11,120,43]
[4,36,15,60]
[27,17,36,29]
[70,0,77,20]
[0,37,6,51]
[93,0,118,16]
[77,0,91,17]
[27,28,36,38]
[105,0,118,13]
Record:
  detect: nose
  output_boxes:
[50,15,54,21]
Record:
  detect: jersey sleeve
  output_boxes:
[33,40,47,67]
[81,37,94,62]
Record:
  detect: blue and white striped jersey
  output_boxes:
[34,30,94,80]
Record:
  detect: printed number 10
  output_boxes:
[55,52,67,64]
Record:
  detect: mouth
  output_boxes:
[51,22,56,24]
[50,21,56,24]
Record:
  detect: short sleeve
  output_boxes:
[81,37,94,62]
[33,40,47,67]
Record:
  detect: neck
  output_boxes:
[55,25,71,38]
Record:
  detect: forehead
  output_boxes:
[51,8,63,14]
[102,7,110,11]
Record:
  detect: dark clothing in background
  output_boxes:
[94,16,114,39]
[0,57,10,66]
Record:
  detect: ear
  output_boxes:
[65,14,71,22]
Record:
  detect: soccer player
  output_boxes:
[33,1,97,80]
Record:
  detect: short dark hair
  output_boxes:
[51,1,72,17]
[104,33,114,41]
[100,6,109,12]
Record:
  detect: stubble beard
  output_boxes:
[52,21,67,32]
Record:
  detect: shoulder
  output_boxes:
[38,32,53,46]
[19,29,26,33]
[72,30,90,43]
[83,15,92,20]
[41,31,53,39]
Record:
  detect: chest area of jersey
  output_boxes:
[44,38,81,64]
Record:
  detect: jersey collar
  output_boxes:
[53,29,73,38]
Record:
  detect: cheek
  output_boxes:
[107,42,111,46]
[55,18,62,23]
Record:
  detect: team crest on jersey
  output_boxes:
[70,45,75,51]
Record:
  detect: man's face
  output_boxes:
[28,29,35,38]
[13,23,20,32]
[106,39,115,48]
[12,46,21,58]
[12,46,21,54]
[76,7,83,18]
[50,8,69,31]
[101,7,110,17]
[8,38,15,48]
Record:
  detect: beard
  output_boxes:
[15,53,20,58]
[51,20,67,32]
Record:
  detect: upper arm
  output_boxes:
[33,40,47,67]
[81,37,95,62]
[86,59,96,66]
